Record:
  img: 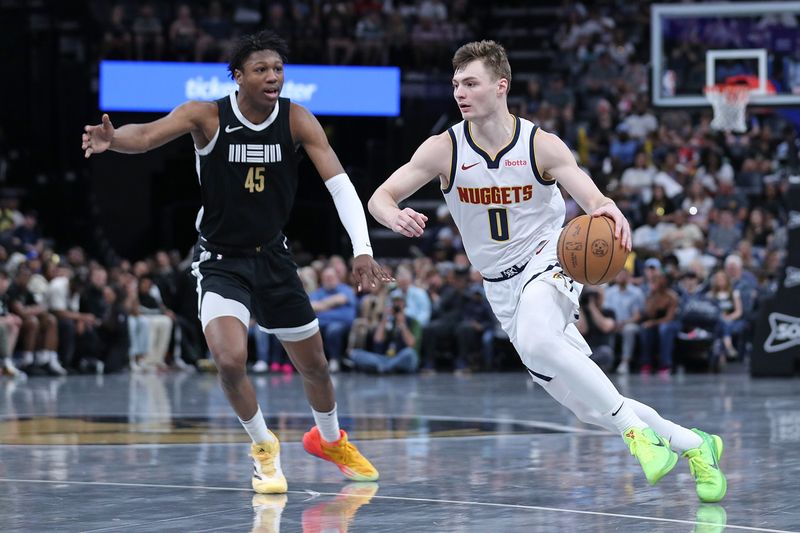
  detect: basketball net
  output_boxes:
[704,84,750,133]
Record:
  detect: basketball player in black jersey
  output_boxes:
[82,31,387,493]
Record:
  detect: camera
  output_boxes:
[580,289,598,306]
[392,303,403,314]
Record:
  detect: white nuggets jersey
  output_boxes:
[442,116,565,277]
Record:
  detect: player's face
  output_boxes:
[452,60,507,120]
[235,50,284,107]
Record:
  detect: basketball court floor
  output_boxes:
[1,369,798,532]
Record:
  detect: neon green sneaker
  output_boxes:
[623,427,678,485]
[683,429,727,503]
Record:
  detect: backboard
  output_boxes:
[652,2,800,107]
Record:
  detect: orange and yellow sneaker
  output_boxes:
[302,427,379,481]
[250,431,288,494]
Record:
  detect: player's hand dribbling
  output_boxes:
[391,207,427,238]
[591,201,632,252]
[82,114,115,158]
[352,254,393,292]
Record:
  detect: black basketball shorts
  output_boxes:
[190,234,318,341]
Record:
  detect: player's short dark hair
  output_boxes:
[452,40,512,85]
[227,30,289,79]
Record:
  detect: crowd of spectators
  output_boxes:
[93,0,477,69]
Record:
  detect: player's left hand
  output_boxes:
[591,200,631,252]
[352,254,393,292]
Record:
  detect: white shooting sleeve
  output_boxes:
[324,173,373,257]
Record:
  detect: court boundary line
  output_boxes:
[0,478,795,533]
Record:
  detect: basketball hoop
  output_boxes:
[704,84,751,133]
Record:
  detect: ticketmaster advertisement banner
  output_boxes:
[99,61,401,116]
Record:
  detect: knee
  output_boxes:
[210,346,246,381]
[296,353,330,383]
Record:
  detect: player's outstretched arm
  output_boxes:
[81,101,213,158]
[290,102,392,289]
[368,133,451,238]
[534,130,632,251]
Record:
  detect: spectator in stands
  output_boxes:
[12,210,42,253]
[662,209,705,268]
[707,209,742,259]
[633,211,666,256]
[102,4,133,59]
[620,150,656,207]
[421,265,471,372]
[46,262,101,373]
[638,270,679,375]
[577,286,616,373]
[132,4,164,60]
[681,179,714,231]
[543,75,575,110]
[169,4,199,61]
[137,274,179,370]
[80,267,130,372]
[621,94,659,141]
[712,175,749,223]
[410,15,446,68]
[707,270,745,360]
[196,0,234,62]
[292,6,324,63]
[610,124,640,169]
[743,206,772,253]
[604,268,644,375]
[354,9,385,65]
[349,289,420,374]
[394,265,431,327]
[453,285,494,372]
[0,271,23,378]
[326,11,356,65]
[8,263,64,375]
[265,3,293,42]
[384,11,409,67]
[310,267,357,372]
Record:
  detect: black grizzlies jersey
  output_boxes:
[195,94,299,246]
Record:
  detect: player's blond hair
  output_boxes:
[452,40,512,85]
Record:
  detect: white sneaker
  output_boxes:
[252,360,268,373]
[4,358,27,380]
[173,356,195,372]
[617,361,629,375]
[328,359,340,373]
[35,350,50,366]
[47,354,68,376]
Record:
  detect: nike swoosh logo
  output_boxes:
[461,162,480,171]
[535,240,550,255]
[611,402,624,416]
[225,125,244,133]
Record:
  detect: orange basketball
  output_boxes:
[557,214,628,285]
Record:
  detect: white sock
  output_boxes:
[312,404,341,443]
[607,400,647,434]
[239,406,274,444]
[628,399,703,452]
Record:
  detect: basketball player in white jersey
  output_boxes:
[369,40,726,502]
